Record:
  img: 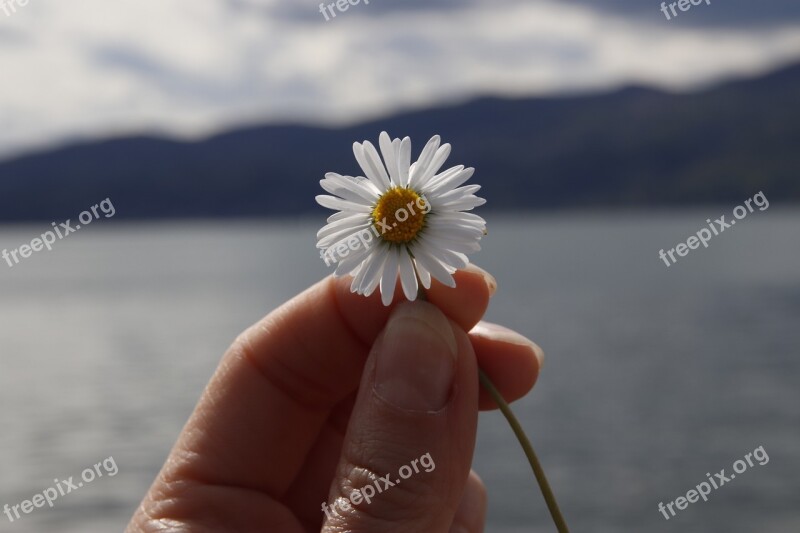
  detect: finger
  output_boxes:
[283,324,541,526]
[322,301,479,533]
[450,471,487,533]
[149,266,493,503]
[470,321,544,410]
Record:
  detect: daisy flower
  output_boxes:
[316,131,486,305]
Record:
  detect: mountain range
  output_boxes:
[1,61,798,222]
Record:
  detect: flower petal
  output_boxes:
[379,132,399,184]
[353,141,391,192]
[397,136,412,187]
[316,213,370,240]
[416,236,469,269]
[409,135,440,189]
[425,164,464,190]
[434,211,486,224]
[413,259,432,289]
[398,249,418,302]
[436,195,486,211]
[316,194,372,213]
[380,246,400,306]
[430,184,482,206]
[426,167,475,198]
[334,241,373,276]
[411,245,455,288]
[416,232,481,254]
[317,222,372,249]
[321,173,379,203]
[416,143,451,185]
[348,240,380,291]
[361,244,390,296]
[424,219,485,240]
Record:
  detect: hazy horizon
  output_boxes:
[2,0,800,159]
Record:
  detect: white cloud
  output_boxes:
[0,0,799,158]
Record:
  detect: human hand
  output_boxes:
[127,265,543,532]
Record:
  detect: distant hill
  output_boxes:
[1,62,799,222]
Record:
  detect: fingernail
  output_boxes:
[472,321,545,369]
[463,263,497,296]
[374,301,457,412]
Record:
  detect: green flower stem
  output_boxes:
[478,368,570,533]
[415,280,568,531]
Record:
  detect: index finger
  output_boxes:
[156,267,494,500]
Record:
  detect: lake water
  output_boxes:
[1,210,799,532]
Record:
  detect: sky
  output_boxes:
[0,0,799,159]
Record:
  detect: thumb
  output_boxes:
[322,300,480,533]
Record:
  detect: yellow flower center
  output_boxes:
[372,187,427,243]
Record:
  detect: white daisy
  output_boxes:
[316,131,486,306]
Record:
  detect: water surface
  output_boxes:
[1,210,798,532]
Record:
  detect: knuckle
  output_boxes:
[326,457,439,529]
